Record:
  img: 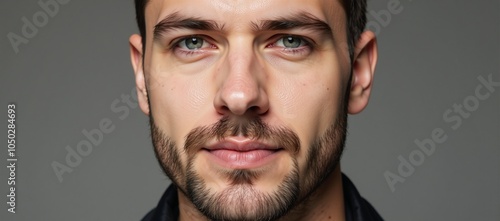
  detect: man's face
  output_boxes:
[131,0,371,220]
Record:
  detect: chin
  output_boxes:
[185,158,300,221]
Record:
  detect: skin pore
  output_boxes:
[129,0,377,220]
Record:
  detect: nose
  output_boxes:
[214,44,269,116]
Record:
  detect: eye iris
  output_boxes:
[185,37,203,49]
[283,36,301,48]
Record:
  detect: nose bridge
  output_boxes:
[226,43,258,92]
[215,36,268,116]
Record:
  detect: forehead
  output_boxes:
[144,0,346,33]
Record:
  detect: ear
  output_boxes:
[129,34,150,115]
[348,31,378,114]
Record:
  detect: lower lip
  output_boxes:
[203,149,282,169]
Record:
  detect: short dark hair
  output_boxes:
[133,0,366,61]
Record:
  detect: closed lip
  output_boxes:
[201,137,284,169]
[202,137,283,152]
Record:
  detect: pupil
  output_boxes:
[284,36,301,48]
[186,37,203,49]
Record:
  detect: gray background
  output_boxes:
[0,0,499,220]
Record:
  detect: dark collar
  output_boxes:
[341,174,384,221]
[142,174,383,221]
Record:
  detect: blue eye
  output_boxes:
[265,35,313,57]
[178,37,206,50]
[276,36,306,48]
[283,36,302,48]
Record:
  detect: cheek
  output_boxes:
[147,62,215,148]
[269,60,346,160]
[275,77,341,135]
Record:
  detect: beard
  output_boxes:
[149,109,347,221]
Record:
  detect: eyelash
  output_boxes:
[176,49,202,57]
[266,35,314,55]
[169,34,314,57]
[170,35,216,56]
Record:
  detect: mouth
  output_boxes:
[201,137,285,169]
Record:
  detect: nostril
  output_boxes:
[249,106,260,113]
[249,105,268,115]
[217,105,231,115]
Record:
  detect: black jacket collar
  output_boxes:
[142,174,383,221]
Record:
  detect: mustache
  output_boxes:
[184,117,300,155]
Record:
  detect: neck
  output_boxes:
[177,166,345,221]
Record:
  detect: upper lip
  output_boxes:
[203,137,282,152]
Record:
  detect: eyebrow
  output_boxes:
[153,11,225,40]
[252,12,333,38]
[153,11,333,41]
